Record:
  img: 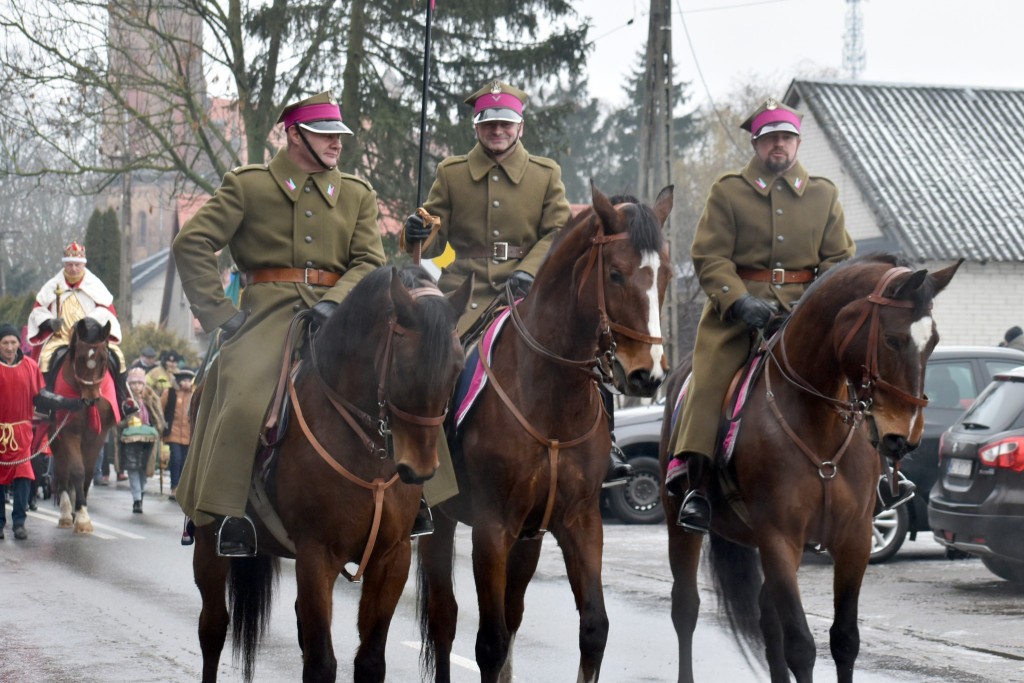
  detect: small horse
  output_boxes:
[191,265,471,683]
[660,253,960,683]
[418,185,673,683]
[49,317,117,534]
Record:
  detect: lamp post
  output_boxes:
[0,229,22,297]
[105,146,133,327]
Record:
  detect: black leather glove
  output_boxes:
[506,270,534,299]
[731,294,776,329]
[41,317,64,333]
[404,214,431,242]
[34,389,83,413]
[310,300,337,327]
[219,310,247,341]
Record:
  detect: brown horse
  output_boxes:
[660,253,960,683]
[417,185,674,683]
[50,317,117,534]
[191,265,471,683]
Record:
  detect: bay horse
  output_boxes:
[660,253,960,682]
[417,185,674,683]
[50,317,117,534]
[191,265,471,683]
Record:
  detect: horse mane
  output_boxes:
[311,265,458,390]
[793,251,936,315]
[547,193,665,264]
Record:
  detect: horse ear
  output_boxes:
[589,181,619,233]
[389,267,417,328]
[652,185,674,226]
[891,269,928,298]
[926,258,963,296]
[102,321,111,340]
[448,273,473,318]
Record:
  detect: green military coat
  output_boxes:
[173,149,385,524]
[671,158,855,460]
[412,142,571,335]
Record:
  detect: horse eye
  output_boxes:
[884,334,905,351]
[609,269,625,286]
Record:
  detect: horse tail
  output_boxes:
[416,547,436,678]
[227,555,280,683]
[708,531,764,669]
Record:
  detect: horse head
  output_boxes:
[384,267,471,484]
[66,318,111,402]
[828,257,961,460]
[581,184,674,397]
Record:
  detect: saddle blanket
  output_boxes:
[453,305,514,430]
[55,369,119,432]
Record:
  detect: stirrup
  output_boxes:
[874,472,915,516]
[216,515,258,557]
[676,490,711,535]
[411,500,434,538]
[601,444,633,489]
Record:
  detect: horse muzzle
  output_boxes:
[611,360,663,398]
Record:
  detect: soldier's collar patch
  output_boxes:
[327,183,335,197]
[286,178,296,191]
[755,177,767,189]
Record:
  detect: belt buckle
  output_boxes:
[772,268,785,284]
[492,242,509,261]
[304,268,314,285]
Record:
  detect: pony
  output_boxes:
[191,265,471,683]
[417,185,674,683]
[49,317,117,534]
[660,253,960,682]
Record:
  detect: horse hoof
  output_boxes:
[74,523,94,534]
[58,518,74,529]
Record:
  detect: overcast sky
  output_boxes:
[583,0,1024,110]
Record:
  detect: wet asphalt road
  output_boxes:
[2,475,1023,682]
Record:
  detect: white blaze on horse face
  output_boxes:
[910,316,933,353]
[640,250,665,378]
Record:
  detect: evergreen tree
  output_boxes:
[89,208,123,299]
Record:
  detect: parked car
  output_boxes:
[604,400,666,524]
[870,346,1024,562]
[928,365,1024,582]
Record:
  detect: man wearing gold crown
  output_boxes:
[27,241,136,417]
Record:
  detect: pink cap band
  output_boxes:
[474,92,523,116]
[751,108,801,136]
[282,103,343,129]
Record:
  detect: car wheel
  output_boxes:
[980,556,1024,583]
[606,455,664,524]
[869,504,909,564]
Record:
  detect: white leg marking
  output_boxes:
[641,251,665,379]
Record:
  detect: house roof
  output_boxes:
[785,79,1024,262]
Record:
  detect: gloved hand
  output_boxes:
[310,300,337,327]
[731,294,776,329]
[506,270,534,299]
[404,214,431,242]
[41,317,64,333]
[219,310,247,341]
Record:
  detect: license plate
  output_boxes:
[948,458,973,477]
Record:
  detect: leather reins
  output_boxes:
[487,210,663,534]
[69,339,109,389]
[272,285,451,581]
[762,266,929,549]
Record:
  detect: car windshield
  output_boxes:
[958,379,1024,431]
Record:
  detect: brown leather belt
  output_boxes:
[457,242,528,261]
[736,267,815,284]
[242,268,340,287]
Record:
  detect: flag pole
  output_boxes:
[414,0,435,265]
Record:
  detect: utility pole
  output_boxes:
[638,0,677,365]
[0,230,21,296]
[843,0,867,80]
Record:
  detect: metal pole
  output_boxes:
[413,0,435,265]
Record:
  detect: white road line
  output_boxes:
[11,503,145,540]
[401,641,480,673]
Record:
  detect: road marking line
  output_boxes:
[15,504,146,540]
[401,641,480,673]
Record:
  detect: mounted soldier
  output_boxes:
[27,241,136,418]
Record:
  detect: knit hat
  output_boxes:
[127,367,147,383]
[1005,326,1023,343]
[0,322,20,343]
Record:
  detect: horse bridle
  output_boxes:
[67,338,109,407]
[507,208,665,383]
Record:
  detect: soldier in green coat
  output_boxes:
[667,99,862,533]
[173,91,386,556]
[401,79,633,506]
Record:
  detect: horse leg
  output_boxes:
[759,539,815,683]
[552,511,609,683]
[667,521,703,683]
[193,524,231,683]
[58,491,74,529]
[353,539,412,683]
[497,537,544,683]
[471,522,516,683]
[418,511,459,683]
[294,547,339,682]
[829,535,869,683]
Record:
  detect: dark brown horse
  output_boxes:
[660,253,960,682]
[417,185,674,683]
[191,265,471,683]
[50,317,117,534]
